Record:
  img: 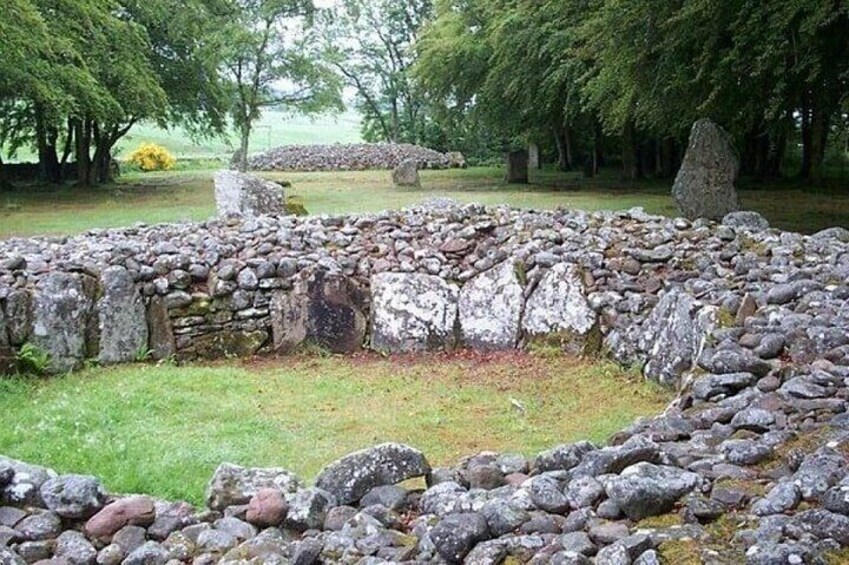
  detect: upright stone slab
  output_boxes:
[98,267,148,364]
[391,159,421,189]
[672,119,740,220]
[505,150,529,184]
[32,272,94,373]
[528,144,541,170]
[370,273,458,353]
[146,295,175,360]
[459,261,523,350]
[5,289,32,345]
[522,263,598,354]
[271,267,367,354]
[641,289,718,388]
[0,301,11,374]
[214,170,284,218]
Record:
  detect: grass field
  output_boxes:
[6,110,363,163]
[1,166,848,238]
[0,353,668,503]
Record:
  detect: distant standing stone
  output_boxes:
[505,150,529,184]
[214,170,284,218]
[391,159,421,188]
[672,119,740,220]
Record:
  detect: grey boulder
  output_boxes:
[315,443,430,505]
[604,463,700,520]
[40,474,107,519]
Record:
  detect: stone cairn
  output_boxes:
[244,144,463,172]
[3,203,849,562]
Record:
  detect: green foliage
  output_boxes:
[15,343,50,376]
[216,0,343,172]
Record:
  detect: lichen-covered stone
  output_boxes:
[40,474,107,519]
[31,272,94,373]
[206,463,301,512]
[370,273,458,353]
[98,267,148,364]
[315,443,431,505]
[522,263,598,355]
[459,261,523,350]
[672,119,740,220]
[214,170,284,218]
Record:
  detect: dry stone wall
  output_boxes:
[245,143,463,172]
[3,204,849,562]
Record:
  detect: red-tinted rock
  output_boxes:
[245,488,288,527]
[85,496,156,539]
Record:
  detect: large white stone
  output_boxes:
[522,263,597,353]
[459,261,523,350]
[214,170,284,218]
[370,273,459,353]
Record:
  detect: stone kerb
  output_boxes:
[4,204,849,562]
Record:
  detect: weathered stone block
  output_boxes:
[370,273,458,353]
[270,267,367,354]
[391,160,421,189]
[505,150,529,184]
[98,267,148,364]
[214,170,284,218]
[459,261,523,350]
[32,272,95,373]
[146,296,175,360]
[522,263,598,355]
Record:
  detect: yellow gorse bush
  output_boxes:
[126,143,177,172]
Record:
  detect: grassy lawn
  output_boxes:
[0,353,668,504]
[2,166,847,238]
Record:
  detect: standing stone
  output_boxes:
[522,263,598,355]
[370,273,459,353]
[391,160,421,189]
[672,119,740,220]
[214,170,284,218]
[5,289,32,346]
[505,150,529,184]
[98,267,148,364]
[315,443,431,505]
[528,144,541,170]
[146,296,175,361]
[270,267,367,354]
[459,261,523,350]
[31,272,94,373]
[0,303,11,374]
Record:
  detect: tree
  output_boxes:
[218,0,342,172]
[320,0,433,144]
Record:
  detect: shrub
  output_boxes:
[126,143,177,172]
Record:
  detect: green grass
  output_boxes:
[0,353,669,504]
[1,166,847,238]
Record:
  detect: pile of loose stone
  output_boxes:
[244,144,463,172]
[3,202,849,562]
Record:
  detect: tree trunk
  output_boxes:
[0,155,9,190]
[660,137,677,178]
[594,120,604,173]
[74,118,93,186]
[238,124,250,173]
[554,129,570,171]
[621,121,640,181]
[808,107,828,181]
[35,104,61,184]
